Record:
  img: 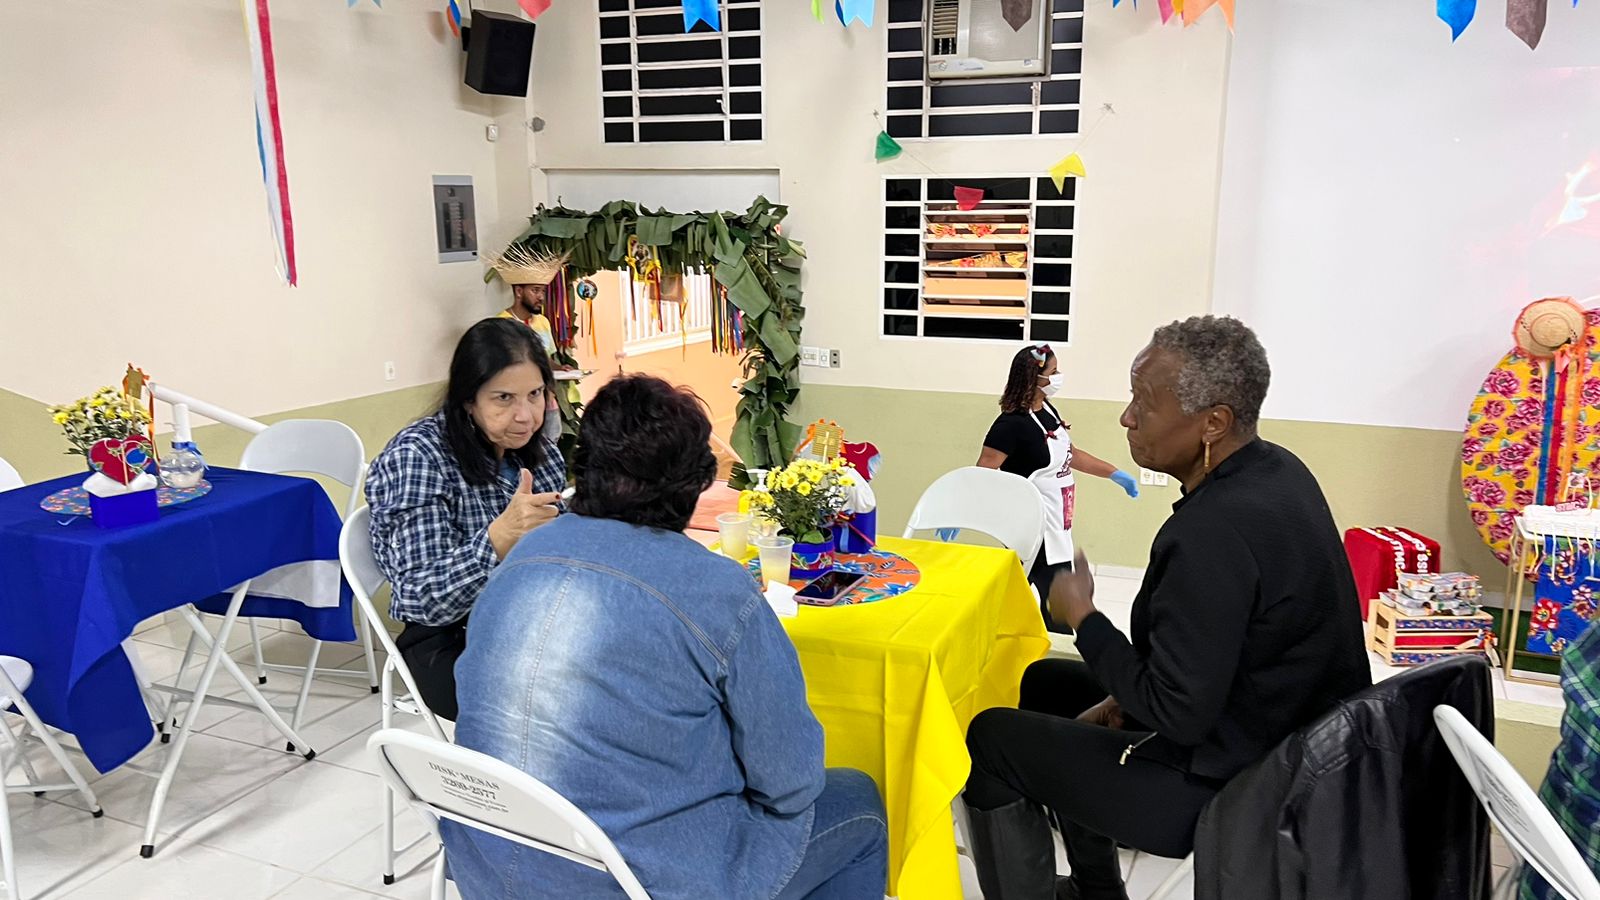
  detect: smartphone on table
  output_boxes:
[795,571,867,606]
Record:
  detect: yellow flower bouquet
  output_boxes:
[747,457,854,545]
[49,387,152,461]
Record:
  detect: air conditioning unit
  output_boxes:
[927,0,1050,80]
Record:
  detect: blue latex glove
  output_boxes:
[936,528,961,542]
[1110,470,1140,498]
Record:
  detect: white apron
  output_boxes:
[1027,404,1076,566]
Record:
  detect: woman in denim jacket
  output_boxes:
[446,374,888,899]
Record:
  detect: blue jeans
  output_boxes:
[777,768,889,900]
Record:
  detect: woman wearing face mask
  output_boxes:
[365,318,567,720]
[978,344,1139,632]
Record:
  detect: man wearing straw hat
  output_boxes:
[490,244,567,359]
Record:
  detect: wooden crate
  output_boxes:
[1367,593,1495,666]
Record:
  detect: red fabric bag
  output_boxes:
[1343,527,1441,619]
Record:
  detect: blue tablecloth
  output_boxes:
[0,467,354,772]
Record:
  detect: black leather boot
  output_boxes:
[1053,816,1129,900]
[967,798,1056,900]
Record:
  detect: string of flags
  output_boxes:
[1445,0,1582,48]
[873,104,1112,202]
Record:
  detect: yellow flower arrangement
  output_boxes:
[48,386,152,460]
[759,457,853,544]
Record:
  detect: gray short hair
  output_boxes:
[1149,315,1271,432]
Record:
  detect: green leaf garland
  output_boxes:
[491,196,806,487]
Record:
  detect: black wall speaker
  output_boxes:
[465,10,534,97]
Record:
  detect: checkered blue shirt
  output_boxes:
[365,412,567,626]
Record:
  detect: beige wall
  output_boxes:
[0,0,528,417]
[522,0,1233,403]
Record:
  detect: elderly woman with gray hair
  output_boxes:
[962,316,1371,900]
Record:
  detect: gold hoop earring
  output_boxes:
[1204,440,1212,472]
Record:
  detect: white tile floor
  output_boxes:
[5,584,1530,900]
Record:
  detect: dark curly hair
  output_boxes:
[999,344,1054,413]
[439,318,555,487]
[570,375,718,532]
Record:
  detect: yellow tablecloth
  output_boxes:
[779,537,1049,899]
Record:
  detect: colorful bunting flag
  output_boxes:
[1049,153,1087,192]
[812,0,826,20]
[446,0,463,37]
[1001,0,1034,30]
[954,186,984,210]
[683,0,720,32]
[837,0,874,27]
[1437,0,1477,39]
[1182,0,1217,24]
[1157,0,1176,24]
[1506,0,1549,48]
[875,131,903,161]
[519,0,552,20]
[242,0,297,286]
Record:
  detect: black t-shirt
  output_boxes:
[983,405,1064,478]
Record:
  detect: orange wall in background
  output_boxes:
[569,272,744,447]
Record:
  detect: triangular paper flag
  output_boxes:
[1438,0,1477,39]
[1173,0,1185,15]
[875,131,903,161]
[1049,154,1087,192]
[1001,0,1034,30]
[1183,0,1218,25]
[519,0,552,19]
[1157,0,1175,23]
[837,0,874,26]
[1506,0,1548,48]
[954,186,984,210]
[1219,0,1233,29]
[812,0,825,20]
[682,0,720,31]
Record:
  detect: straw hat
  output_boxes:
[1513,297,1587,359]
[487,244,570,286]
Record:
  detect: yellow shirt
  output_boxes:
[498,309,556,356]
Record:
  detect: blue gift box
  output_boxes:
[834,510,877,554]
[88,487,159,529]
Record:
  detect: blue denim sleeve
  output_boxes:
[724,598,826,817]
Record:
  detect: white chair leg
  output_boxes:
[288,641,324,740]
[10,695,101,815]
[430,849,448,900]
[359,616,380,694]
[1147,853,1194,900]
[382,784,397,885]
[0,723,42,794]
[158,629,203,739]
[0,766,18,900]
[248,620,267,685]
[952,797,973,858]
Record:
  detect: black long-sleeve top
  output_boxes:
[1075,439,1372,781]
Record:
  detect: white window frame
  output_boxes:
[595,0,765,145]
[881,173,1074,345]
[883,0,1084,142]
[620,270,716,355]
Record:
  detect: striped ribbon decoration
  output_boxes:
[241,0,296,286]
[446,0,463,37]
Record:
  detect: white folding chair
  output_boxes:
[902,466,1044,567]
[164,419,377,737]
[0,458,21,492]
[341,506,451,886]
[1,656,103,900]
[368,728,652,900]
[1434,704,1600,900]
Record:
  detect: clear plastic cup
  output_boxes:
[754,535,795,587]
[716,512,751,560]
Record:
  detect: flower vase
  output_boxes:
[790,538,836,579]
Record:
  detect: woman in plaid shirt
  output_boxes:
[365,318,567,720]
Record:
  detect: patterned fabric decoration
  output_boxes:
[1461,307,1600,566]
[1529,536,1600,656]
[746,549,921,605]
[39,481,213,517]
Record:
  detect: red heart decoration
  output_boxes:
[89,435,155,485]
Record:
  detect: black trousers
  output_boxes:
[965,659,1220,883]
[1028,550,1073,635]
[395,619,466,722]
